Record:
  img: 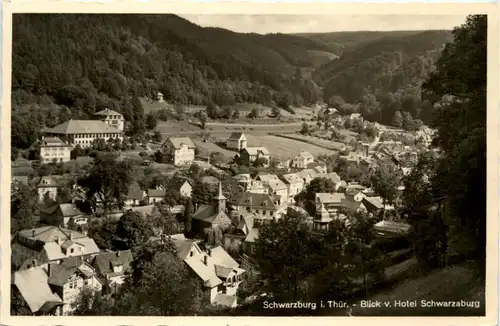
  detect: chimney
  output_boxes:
[117,251,121,257]
[69,233,74,240]
[203,255,208,265]
[56,236,62,246]
[31,230,36,237]
[32,259,37,267]
[208,249,212,256]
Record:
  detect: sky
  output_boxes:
[179,15,467,34]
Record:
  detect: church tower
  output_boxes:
[214,180,226,213]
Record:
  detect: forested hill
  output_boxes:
[12,14,333,113]
[308,30,454,125]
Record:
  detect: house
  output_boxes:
[92,250,133,295]
[226,132,248,151]
[47,258,103,315]
[296,169,318,185]
[147,185,166,204]
[169,235,204,260]
[37,176,58,203]
[11,226,101,272]
[41,119,123,148]
[316,172,344,191]
[341,199,367,214]
[11,266,64,316]
[39,203,87,229]
[124,182,146,207]
[39,137,71,164]
[233,192,282,223]
[362,196,394,214]
[93,108,125,132]
[192,181,232,233]
[246,179,268,194]
[239,147,270,167]
[281,173,305,202]
[266,178,288,202]
[170,178,193,198]
[157,92,164,102]
[307,161,327,174]
[255,173,278,184]
[184,246,246,308]
[162,137,196,166]
[240,229,260,282]
[223,213,256,250]
[291,151,314,169]
[315,193,346,218]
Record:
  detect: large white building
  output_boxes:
[42,119,123,149]
[93,108,125,132]
[39,137,71,164]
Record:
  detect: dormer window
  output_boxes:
[190,251,193,257]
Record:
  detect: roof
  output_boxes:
[148,188,166,198]
[125,182,144,200]
[228,132,245,140]
[193,206,231,224]
[127,205,155,217]
[164,137,196,149]
[93,108,122,117]
[48,259,95,287]
[185,246,242,289]
[40,137,69,147]
[12,266,63,313]
[18,226,86,244]
[295,151,314,160]
[363,196,384,210]
[316,192,346,204]
[374,220,411,235]
[341,199,363,212]
[281,173,303,185]
[42,119,122,135]
[92,250,133,276]
[243,147,270,156]
[171,238,202,260]
[257,173,279,183]
[59,203,84,217]
[38,176,57,188]
[236,214,255,235]
[244,228,259,243]
[267,178,287,191]
[235,192,278,210]
[296,169,317,179]
[317,172,342,185]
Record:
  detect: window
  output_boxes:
[246,207,250,212]
[190,251,193,257]
[256,210,259,214]
[263,210,267,216]
[70,248,74,253]
[270,211,274,216]
[84,279,88,285]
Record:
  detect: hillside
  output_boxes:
[311,30,454,125]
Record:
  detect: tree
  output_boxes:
[152,131,162,143]
[391,111,403,128]
[209,152,225,166]
[422,15,486,266]
[115,241,204,315]
[199,111,208,129]
[370,162,401,218]
[247,108,259,119]
[80,156,134,217]
[145,113,158,130]
[254,215,313,301]
[11,183,37,233]
[204,226,223,247]
[71,287,113,316]
[183,198,194,233]
[148,206,184,236]
[300,122,310,135]
[114,211,154,250]
[295,177,337,215]
[271,106,281,118]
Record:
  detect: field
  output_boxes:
[272,134,346,151]
[245,135,337,159]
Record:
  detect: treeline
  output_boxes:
[314,30,453,125]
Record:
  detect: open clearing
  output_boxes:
[245,135,336,159]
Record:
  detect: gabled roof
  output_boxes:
[148,188,166,198]
[228,132,245,140]
[42,120,121,135]
[257,173,279,183]
[170,238,202,260]
[164,137,196,149]
[59,203,84,217]
[40,137,69,147]
[93,108,122,117]
[18,226,86,244]
[125,182,144,200]
[267,178,287,191]
[48,259,97,287]
[281,173,303,185]
[236,214,255,235]
[38,176,57,188]
[316,192,346,204]
[92,250,133,276]
[244,228,259,243]
[362,196,384,210]
[243,147,270,156]
[235,192,278,210]
[12,266,63,313]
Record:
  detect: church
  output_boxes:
[191,181,232,233]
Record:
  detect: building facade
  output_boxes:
[39,137,71,164]
[162,137,196,166]
[93,108,125,132]
[226,132,248,151]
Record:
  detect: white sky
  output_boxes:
[179,15,467,34]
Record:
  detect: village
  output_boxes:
[10,96,437,316]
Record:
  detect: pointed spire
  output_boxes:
[215,176,226,200]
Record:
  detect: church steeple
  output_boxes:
[214,178,226,213]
